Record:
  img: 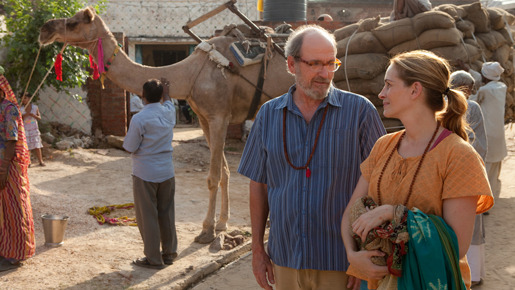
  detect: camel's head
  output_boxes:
[39,7,106,48]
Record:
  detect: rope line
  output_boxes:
[24,43,67,111]
[87,203,137,226]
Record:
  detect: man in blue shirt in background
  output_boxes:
[238,25,385,289]
[123,78,178,269]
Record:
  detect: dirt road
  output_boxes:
[0,125,252,289]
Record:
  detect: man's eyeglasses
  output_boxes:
[294,56,342,72]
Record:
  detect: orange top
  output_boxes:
[361,131,493,215]
[350,130,493,289]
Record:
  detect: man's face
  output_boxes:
[289,32,337,100]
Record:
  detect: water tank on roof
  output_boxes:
[263,0,307,22]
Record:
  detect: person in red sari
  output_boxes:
[0,72,35,272]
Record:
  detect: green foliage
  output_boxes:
[1,0,106,99]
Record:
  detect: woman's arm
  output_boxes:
[442,196,478,258]
[341,176,389,281]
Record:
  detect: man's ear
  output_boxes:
[84,7,96,23]
[287,56,296,75]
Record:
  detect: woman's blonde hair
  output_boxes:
[390,50,470,141]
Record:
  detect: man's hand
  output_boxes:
[161,78,171,102]
[252,248,275,290]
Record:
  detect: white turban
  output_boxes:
[481,62,504,81]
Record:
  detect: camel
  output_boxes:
[39,7,294,243]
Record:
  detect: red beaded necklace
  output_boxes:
[376,122,440,206]
[282,105,329,178]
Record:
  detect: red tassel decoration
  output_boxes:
[306,167,311,178]
[55,53,63,81]
[89,55,100,80]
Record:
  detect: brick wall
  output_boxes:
[86,32,127,137]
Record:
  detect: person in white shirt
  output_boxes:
[130,93,144,116]
[470,62,507,203]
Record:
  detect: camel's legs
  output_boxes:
[216,154,230,231]
[194,115,230,243]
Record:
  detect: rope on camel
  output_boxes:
[87,203,137,226]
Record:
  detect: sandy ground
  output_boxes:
[192,126,515,290]
[0,125,514,290]
[0,124,252,289]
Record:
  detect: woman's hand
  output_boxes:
[348,250,389,280]
[352,204,394,242]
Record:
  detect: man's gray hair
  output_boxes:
[284,25,336,58]
[450,70,475,89]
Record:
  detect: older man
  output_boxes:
[238,25,385,290]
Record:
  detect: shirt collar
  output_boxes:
[276,84,342,111]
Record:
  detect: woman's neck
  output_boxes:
[398,111,440,157]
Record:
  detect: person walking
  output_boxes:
[21,93,45,167]
[0,74,35,272]
[341,50,493,289]
[238,25,385,290]
[123,78,178,269]
[470,62,507,203]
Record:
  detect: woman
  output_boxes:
[341,50,493,290]
[21,93,45,166]
[0,75,35,272]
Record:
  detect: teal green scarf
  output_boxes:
[398,208,466,290]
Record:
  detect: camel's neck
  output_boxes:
[87,35,194,98]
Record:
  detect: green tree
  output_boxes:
[1,0,106,99]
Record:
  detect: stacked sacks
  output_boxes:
[333,1,515,128]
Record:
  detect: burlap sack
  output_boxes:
[487,7,515,30]
[365,93,384,107]
[334,53,389,81]
[456,19,475,39]
[470,60,483,72]
[506,106,514,122]
[502,74,514,91]
[336,31,386,56]
[492,44,511,66]
[334,16,381,41]
[372,10,455,50]
[503,59,513,76]
[372,18,417,50]
[497,27,515,46]
[430,43,482,67]
[335,73,385,96]
[461,2,490,33]
[463,37,492,60]
[412,10,455,35]
[388,28,463,56]
[506,91,514,107]
[476,30,507,51]
[433,4,467,20]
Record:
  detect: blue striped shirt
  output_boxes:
[238,85,385,271]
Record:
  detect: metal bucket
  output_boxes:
[41,214,69,247]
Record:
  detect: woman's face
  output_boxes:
[378,64,412,119]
